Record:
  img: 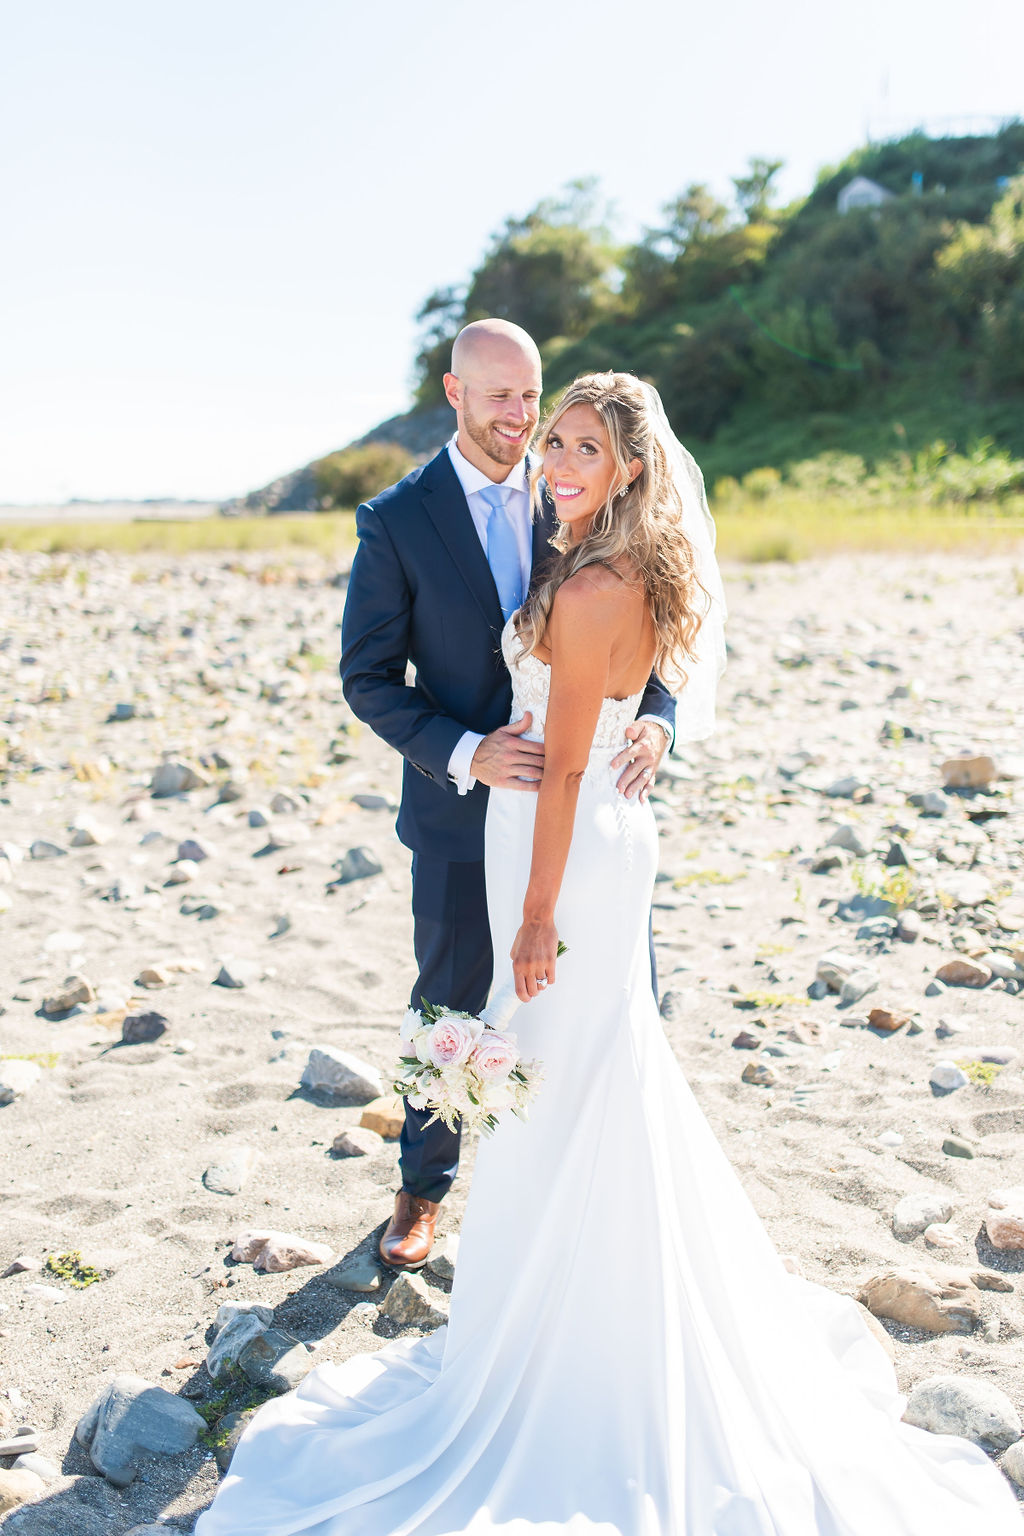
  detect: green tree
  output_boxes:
[732,157,785,223]
[312,443,415,508]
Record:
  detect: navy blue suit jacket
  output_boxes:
[340,446,676,862]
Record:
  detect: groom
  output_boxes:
[340,319,676,1269]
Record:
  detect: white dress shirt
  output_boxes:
[444,434,673,795]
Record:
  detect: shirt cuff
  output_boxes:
[447,731,484,795]
[636,713,674,752]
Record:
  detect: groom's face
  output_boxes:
[445,343,542,474]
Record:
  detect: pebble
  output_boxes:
[840,968,879,1005]
[203,1145,258,1195]
[883,838,912,867]
[902,1374,1021,1451]
[214,957,260,988]
[741,1061,777,1087]
[301,1046,383,1103]
[877,1130,904,1148]
[919,790,949,817]
[212,1409,257,1474]
[941,755,997,790]
[923,1224,963,1250]
[825,824,869,857]
[177,836,215,862]
[41,973,95,1015]
[935,958,991,988]
[205,1303,276,1380]
[165,858,199,885]
[270,790,304,815]
[929,1060,970,1091]
[10,1453,58,1484]
[985,1188,1024,1250]
[248,806,272,827]
[150,759,210,796]
[892,1192,954,1240]
[731,1029,762,1049]
[327,1254,382,1293]
[935,1014,973,1038]
[69,816,106,847]
[231,1228,333,1272]
[0,1060,42,1104]
[29,840,67,860]
[815,950,858,992]
[75,1374,205,1485]
[943,1136,977,1159]
[427,1233,459,1281]
[867,1007,911,1033]
[352,792,395,811]
[121,1010,169,1044]
[809,851,846,874]
[136,965,172,988]
[2,1256,40,1276]
[332,1126,385,1157]
[1001,1440,1024,1489]
[379,1271,448,1330]
[334,846,383,884]
[825,775,871,800]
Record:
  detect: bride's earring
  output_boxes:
[618,484,630,499]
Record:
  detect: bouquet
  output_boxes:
[392,977,544,1137]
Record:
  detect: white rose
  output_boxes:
[400,1007,423,1044]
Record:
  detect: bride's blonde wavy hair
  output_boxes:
[517,372,706,689]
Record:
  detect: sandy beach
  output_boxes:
[1,546,1022,1532]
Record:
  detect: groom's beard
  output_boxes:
[462,401,535,469]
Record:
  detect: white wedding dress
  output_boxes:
[196,617,1022,1535]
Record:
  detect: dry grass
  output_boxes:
[2,499,1023,565]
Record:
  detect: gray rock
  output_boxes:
[893,1193,955,1240]
[248,806,272,828]
[11,1453,58,1484]
[327,1255,382,1293]
[856,917,896,942]
[270,790,304,815]
[825,775,871,800]
[351,793,395,811]
[216,778,247,804]
[301,1046,383,1103]
[925,979,948,998]
[1001,1440,1024,1489]
[177,836,215,862]
[29,840,67,860]
[903,1374,1021,1452]
[69,817,106,847]
[203,1145,258,1195]
[930,1060,970,1091]
[332,1126,384,1157]
[815,950,859,992]
[150,759,210,796]
[810,850,847,874]
[427,1233,459,1281]
[213,1408,257,1474]
[205,1304,275,1380]
[165,858,199,885]
[379,1272,448,1330]
[0,1059,42,1104]
[109,702,135,720]
[840,968,880,1005]
[825,824,870,857]
[214,958,260,989]
[236,1327,314,1391]
[883,838,912,867]
[943,1136,977,1159]
[74,1373,205,1486]
[896,910,922,942]
[121,1010,168,1044]
[837,893,896,922]
[334,846,383,884]
[919,790,948,817]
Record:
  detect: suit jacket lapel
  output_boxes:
[530,474,558,594]
[421,450,505,629]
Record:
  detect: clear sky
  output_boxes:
[2,0,1021,504]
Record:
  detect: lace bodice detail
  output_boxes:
[501,615,644,750]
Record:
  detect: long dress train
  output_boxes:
[196,619,1022,1535]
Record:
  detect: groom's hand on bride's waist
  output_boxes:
[612,720,669,802]
[471,713,544,791]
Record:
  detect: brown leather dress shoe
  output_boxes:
[379,1191,442,1271]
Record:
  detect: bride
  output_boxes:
[196,374,1022,1534]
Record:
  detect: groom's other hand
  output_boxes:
[471,713,544,790]
[613,721,668,803]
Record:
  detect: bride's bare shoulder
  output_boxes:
[553,563,638,610]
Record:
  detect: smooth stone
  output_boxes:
[150,759,210,796]
[29,840,67,860]
[379,1271,448,1330]
[236,1328,314,1391]
[868,1007,911,1033]
[815,950,858,992]
[924,979,948,997]
[165,859,199,885]
[359,1097,405,1139]
[0,1060,42,1104]
[825,775,871,799]
[11,1453,58,1484]
[857,1267,985,1334]
[943,1136,977,1159]
[0,1431,38,1457]
[0,1470,46,1515]
[332,1126,385,1157]
[121,1011,169,1044]
[334,846,383,884]
[810,850,846,874]
[985,1188,1024,1250]
[270,791,304,815]
[930,1060,970,1091]
[177,837,215,862]
[301,1047,383,1103]
[1001,1440,1024,1489]
[924,1224,963,1250]
[203,1146,258,1196]
[2,1255,40,1276]
[877,1131,904,1148]
[351,793,394,811]
[903,1374,1021,1451]
[136,965,172,988]
[942,755,997,790]
[214,958,260,988]
[883,838,912,867]
[919,790,949,817]
[741,1061,777,1087]
[205,1305,275,1380]
[69,818,106,847]
[231,1229,333,1272]
[893,1192,954,1240]
[248,806,272,828]
[327,1255,382,1294]
[896,910,922,942]
[74,1374,205,1486]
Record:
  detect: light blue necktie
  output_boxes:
[479,484,524,622]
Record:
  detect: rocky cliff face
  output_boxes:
[221,404,453,515]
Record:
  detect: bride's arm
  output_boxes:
[510,576,615,1002]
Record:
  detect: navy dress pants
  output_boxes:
[399,849,660,1204]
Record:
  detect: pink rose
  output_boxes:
[471,1030,518,1083]
[427,1018,475,1069]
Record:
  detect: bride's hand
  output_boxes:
[511,918,558,1002]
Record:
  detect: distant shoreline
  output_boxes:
[0,500,221,524]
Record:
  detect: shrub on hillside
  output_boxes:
[313,444,415,509]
